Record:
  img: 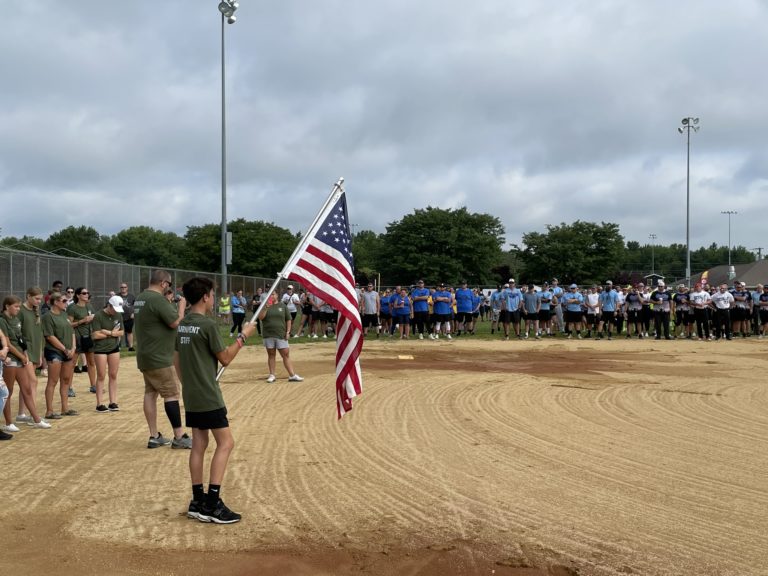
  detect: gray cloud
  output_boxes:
[1,0,767,260]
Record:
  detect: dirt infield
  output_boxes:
[4,337,768,575]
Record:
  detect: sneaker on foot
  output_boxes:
[40,368,48,376]
[68,388,76,398]
[73,366,82,374]
[447,334,452,340]
[266,374,276,383]
[89,386,97,393]
[171,433,192,449]
[108,403,120,412]
[147,432,171,449]
[31,420,52,429]
[418,334,424,340]
[2,423,20,433]
[45,413,63,420]
[198,499,242,524]
[62,409,79,416]
[288,374,304,382]
[128,347,135,352]
[0,430,13,441]
[95,404,109,413]
[188,500,208,522]
[15,414,32,423]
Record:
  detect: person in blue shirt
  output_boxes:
[499,280,523,340]
[538,283,553,336]
[392,288,412,339]
[730,281,752,338]
[469,288,483,335]
[410,280,430,340]
[454,281,474,336]
[521,284,541,339]
[431,283,453,340]
[597,280,620,340]
[551,278,565,334]
[388,285,402,336]
[379,289,392,338]
[649,280,673,340]
[490,286,502,335]
[563,283,584,338]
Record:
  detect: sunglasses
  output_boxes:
[81,292,90,295]
[66,289,74,293]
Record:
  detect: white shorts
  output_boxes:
[263,338,289,350]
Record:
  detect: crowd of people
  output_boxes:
[353,278,768,342]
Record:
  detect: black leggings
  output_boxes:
[694,308,710,339]
[232,312,245,334]
[412,311,429,335]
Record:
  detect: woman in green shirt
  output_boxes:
[68,287,97,393]
[0,296,50,429]
[17,287,45,423]
[43,292,77,418]
[91,296,125,413]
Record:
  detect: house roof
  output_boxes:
[690,261,768,288]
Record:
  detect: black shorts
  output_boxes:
[95,346,120,355]
[564,310,582,324]
[434,313,452,323]
[186,407,229,430]
[601,311,615,323]
[320,311,336,323]
[538,310,550,322]
[379,311,391,320]
[501,310,520,324]
[76,334,94,353]
[731,307,747,321]
[362,314,378,328]
[301,305,312,316]
[760,310,768,325]
[627,310,640,323]
[311,310,321,320]
[457,311,473,323]
[123,318,134,334]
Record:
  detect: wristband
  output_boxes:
[237,333,247,344]
[235,337,244,348]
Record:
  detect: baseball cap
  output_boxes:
[569,283,578,289]
[287,285,294,289]
[606,280,613,285]
[108,295,124,313]
[509,278,515,283]
[503,283,509,288]
[657,280,665,287]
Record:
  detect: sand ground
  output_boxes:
[4,336,768,576]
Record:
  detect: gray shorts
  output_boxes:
[263,338,289,350]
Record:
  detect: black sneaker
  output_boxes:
[95,404,109,413]
[108,403,120,412]
[73,366,82,373]
[0,430,13,441]
[147,432,171,449]
[198,500,242,524]
[187,500,208,522]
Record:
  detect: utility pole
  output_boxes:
[753,247,763,260]
[649,233,657,275]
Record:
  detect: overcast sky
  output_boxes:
[1,0,766,256]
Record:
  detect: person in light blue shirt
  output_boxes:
[490,287,502,335]
[563,284,584,338]
[469,288,483,335]
[500,280,523,340]
[538,283,554,336]
[551,278,565,333]
[521,284,541,339]
[597,281,620,339]
[431,283,454,339]
[410,280,430,340]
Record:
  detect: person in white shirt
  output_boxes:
[689,283,712,340]
[280,285,301,337]
[710,284,734,340]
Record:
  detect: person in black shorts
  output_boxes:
[174,277,256,524]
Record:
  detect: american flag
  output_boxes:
[285,189,363,418]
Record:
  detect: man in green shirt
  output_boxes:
[174,276,255,524]
[134,269,190,449]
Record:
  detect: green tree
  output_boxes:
[45,226,117,260]
[520,221,624,284]
[351,230,383,284]
[0,235,47,251]
[111,226,186,268]
[377,207,505,285]
[183,219,299,277]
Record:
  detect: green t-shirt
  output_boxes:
[262,304,291,339]
[92,309,123,354]
[67,303,95,337]
[0,314,24,360]
[19,304,43,364]
[175,312,226,413]
[42,311,75,351]
[134,289,179,371]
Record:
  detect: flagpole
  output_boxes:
[215,177,344,382]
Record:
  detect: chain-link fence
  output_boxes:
[0,246,297,304]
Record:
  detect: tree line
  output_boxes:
[1,209,757,286]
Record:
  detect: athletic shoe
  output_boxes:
[95,404,109,413]
[288,374,304,382]
[73,366,82,374]
[429,334,435,340]
[147,432,171,449]
[312,334,318,339]
[197,500,242,524]
[447,334,452,340]
[108,403,120,412]
[128,347,135,352]
[187,500,208,522]
[45,413,63,420]
[2,423,20,433]
[434,334,440,340]
[266,374,276,383]
[30,420,52,429]
[40,369,48,376]
[418,334,424,340]
[82,365,89,373]
[171,433,192,449]
[68,388,76,398]
[89,386,97,393]
[15,414,32,423]
[62,409,79,416]
[0,430,12,441]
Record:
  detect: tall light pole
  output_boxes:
[678,117,699,286]
[219,1,238,296]
[721,210,737,266]
[649,233,657,274]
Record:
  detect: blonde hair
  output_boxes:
[26,286,43,324]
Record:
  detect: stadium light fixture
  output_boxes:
[721,210,737,267]
[679,117,700,287]
[219,0,239,296]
